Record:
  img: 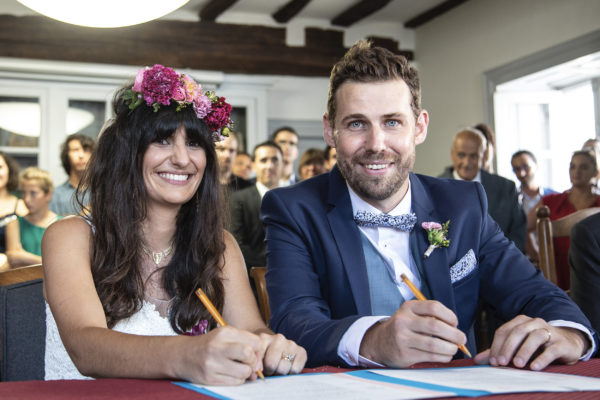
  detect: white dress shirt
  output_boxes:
[337,182,420,367]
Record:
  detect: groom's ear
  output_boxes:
[323,113,336,148]
[415,110,429,145]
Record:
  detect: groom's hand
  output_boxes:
[359,300,467,367]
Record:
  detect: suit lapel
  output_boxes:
[327,167,372,315]
[409,174,456,311]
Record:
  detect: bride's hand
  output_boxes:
[257,332,307,376]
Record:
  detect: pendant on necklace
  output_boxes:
[142,242,174,266]
[152,252,164,265]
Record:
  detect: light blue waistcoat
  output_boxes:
[360,231,430,315]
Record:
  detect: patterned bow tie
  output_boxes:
[354,211,417,232]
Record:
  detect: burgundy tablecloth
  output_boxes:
[1,360,600,399]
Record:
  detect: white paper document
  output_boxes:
[175,365,600,400]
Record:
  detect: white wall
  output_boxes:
[413,0,600,177]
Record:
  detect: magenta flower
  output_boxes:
[206,97,233,133]
[141,64,181,106]
[183,319,208,336]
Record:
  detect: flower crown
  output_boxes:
[122,64,233,142]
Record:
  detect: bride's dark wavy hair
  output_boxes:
[77,84,226,332]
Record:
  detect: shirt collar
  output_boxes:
[255,181,270,198]
[347,181,412,216]
[452,168,481,183]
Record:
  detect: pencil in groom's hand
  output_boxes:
[195,288,265,380]
[400,274,472,358]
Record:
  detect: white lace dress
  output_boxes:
[44,301,178,380]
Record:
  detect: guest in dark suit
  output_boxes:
[439,129,526,251]
[215,131,252,192]
[230,141,282,269]
[261,40,595,369]
[570,213,600,335]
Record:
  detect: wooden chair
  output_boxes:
[536,206,600,286]
[249,266,270,326]
[0,264,45,381]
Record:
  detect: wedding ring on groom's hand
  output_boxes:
[543,328,552,344]
[281,353,296,362]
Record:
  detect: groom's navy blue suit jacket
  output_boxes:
[261,166,595,367]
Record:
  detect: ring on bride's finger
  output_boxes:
[281,353,296,362]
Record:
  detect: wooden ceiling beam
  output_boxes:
[0,16,413,77]
[331,0,392,27]
[199,0,238,22]
[272,0,311,23]
[404,0,469,28]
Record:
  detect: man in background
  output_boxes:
[49,133,94,216]
[230,141,282,270]
[215,131,252,192]
[272,126,299,186]
[439,129,526,251]
[511,150,556,261]
[232,152,253,181]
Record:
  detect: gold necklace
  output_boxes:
[141,242,174,266]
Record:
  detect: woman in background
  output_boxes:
[298,148,326,181]
[527,150,600,290]
[6,167,57,267]
[43,65,305,384]
[0,152,27,269]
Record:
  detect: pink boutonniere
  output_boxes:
[422,220,450,258]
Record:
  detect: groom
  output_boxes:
[261,40,595,369]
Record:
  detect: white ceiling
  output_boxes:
[498,51,600,92]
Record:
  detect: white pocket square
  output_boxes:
[449,249,477,283]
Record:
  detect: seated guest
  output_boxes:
[262,40,595,370]
[49,133,95,216]
[6,167,59,267]
[0,152,27,270]
[511,150,556,262]
[230,141,282,270]
[324,145,337,171]
[215,131,252,192]
[570,212,600,335]
[232,152,253,181]
[528,150,600,290]
[43,65,305,383]
[439,128,526,251]
[298,148,326,181]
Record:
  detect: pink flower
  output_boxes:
[422,221,442,230]
[182,74,202,102]
[132,68,145,92]
[193,95,212,119]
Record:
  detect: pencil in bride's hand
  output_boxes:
[195,288,265,380]
[400,274,472,358]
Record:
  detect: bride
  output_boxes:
[43,65,306,384]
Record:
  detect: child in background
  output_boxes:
[6,167,59,267]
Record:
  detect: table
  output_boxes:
[1,359,600,399]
